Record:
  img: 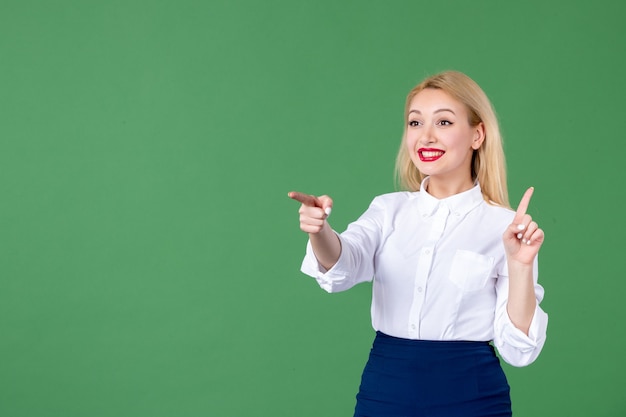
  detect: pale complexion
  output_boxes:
[405,88,484,198]
[289,89,544,336]
[286,191,339,271]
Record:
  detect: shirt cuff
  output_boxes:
[300,235,353,293]
[496,305,548,366]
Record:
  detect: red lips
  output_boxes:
[418,148,445,162]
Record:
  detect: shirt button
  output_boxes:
[425,249,431,255]
[417,287,423,292]
[422,213,428,218]
[411,324,416,330]
[454,211,461,217]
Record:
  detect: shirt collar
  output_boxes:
[417,177,485,217]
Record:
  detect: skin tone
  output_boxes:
[289,88,544,336]
[286,191,340,270]
[405,88,484,199]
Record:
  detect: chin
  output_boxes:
[414,164,436,176]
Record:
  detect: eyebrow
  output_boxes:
[409,108,456,115]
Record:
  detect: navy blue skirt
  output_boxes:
[354,332,511,417]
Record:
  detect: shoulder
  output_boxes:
[480,200,516,224]
[370,191,418,208]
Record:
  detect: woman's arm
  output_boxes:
[288,191,341,270]
[502,187,545,335]
[505,261,537,335]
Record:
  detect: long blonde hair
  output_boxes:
[394,71,510,208]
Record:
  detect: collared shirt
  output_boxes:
[301,180,548,367]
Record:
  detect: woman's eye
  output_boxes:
[438,120,452,126]
[408,120,421,127]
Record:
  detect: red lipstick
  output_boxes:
[418,148,445,162]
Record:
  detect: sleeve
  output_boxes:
[493,257,549,367]
[300,196,385,293]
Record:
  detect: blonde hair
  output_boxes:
[394,71,510,208]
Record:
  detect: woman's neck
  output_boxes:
[425,176,475,199]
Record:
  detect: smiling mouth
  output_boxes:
[418,148,445,162]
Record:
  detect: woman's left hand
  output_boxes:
[503,187,545,265]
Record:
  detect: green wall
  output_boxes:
[1,1,625,416]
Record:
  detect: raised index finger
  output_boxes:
[288,191,321,207]
[514,187,535,221]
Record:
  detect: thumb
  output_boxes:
[317,195,334,217]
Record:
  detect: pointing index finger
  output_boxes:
[514,187,534,221]
[288,191,321,208]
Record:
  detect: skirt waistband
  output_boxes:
[374,331,491,346]
[372,331,493,358]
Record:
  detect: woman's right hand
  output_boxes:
[288,191,333,234]
[288,191,341,270]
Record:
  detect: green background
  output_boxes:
[1,1,624,416]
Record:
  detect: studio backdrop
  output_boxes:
[1,1,625,416]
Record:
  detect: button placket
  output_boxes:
[408,203,451,338]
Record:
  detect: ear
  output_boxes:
[471,122,485,150]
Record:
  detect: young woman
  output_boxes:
[288,71,548,417]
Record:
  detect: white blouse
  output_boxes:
[300,181,548,367]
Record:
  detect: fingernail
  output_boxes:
[526,239,532,245]
[517,224,525,230]
[324,207,332,217]
[517,233,523,239]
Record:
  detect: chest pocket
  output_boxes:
[449,249,495,292]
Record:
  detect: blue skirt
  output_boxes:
[354,332,511,417]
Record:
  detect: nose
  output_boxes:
[419,124,436,146]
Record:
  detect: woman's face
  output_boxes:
[405,88,484,187]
